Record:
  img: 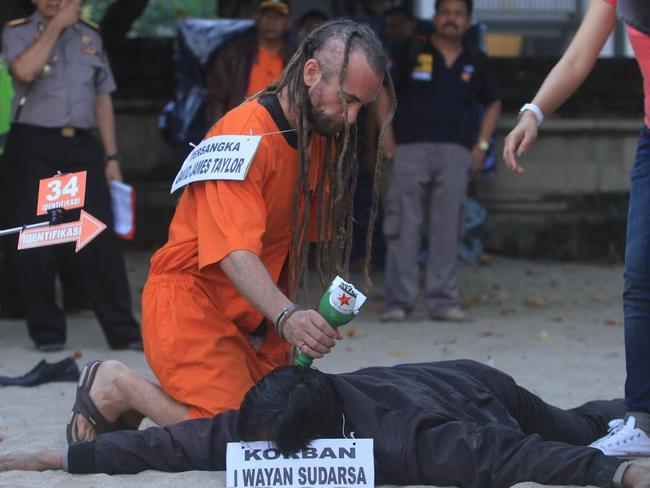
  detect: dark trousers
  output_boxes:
[0,150,22,317]
[3,124,141,348]
[454,360,628,445]
[624,126,650,412]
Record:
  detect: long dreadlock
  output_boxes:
[253,20,396,302]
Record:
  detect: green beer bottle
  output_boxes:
[294,276,367,367]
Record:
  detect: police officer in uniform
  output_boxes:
[1,0,142,351]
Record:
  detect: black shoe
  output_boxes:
[36,342,65,352]
[0,301,24,319]
[0,357,80,387]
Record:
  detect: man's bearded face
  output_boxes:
[307,101,345,136]
[306,57,382,136]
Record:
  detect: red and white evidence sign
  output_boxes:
[18,210,106,252]
[36,171,87,215]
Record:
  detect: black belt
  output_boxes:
[12,123,92,138]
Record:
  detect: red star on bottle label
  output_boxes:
[338,293,351,306]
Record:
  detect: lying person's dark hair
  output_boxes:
[237,366,342,454]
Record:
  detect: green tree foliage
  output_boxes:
[83,0,216,37]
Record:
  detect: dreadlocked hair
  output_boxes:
[253,19,395,301]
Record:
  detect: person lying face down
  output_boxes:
[2,359,650,488]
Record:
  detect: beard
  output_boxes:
[307,103,344,136]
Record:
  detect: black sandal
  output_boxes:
[66,360,136,445]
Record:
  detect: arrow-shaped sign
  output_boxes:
[17,210,106,252]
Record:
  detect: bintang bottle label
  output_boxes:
[295,277,367,367]
[318,276,367,327]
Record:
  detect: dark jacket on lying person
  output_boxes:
[66,360,626,488]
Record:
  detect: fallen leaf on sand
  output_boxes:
[364,303,383,314]
[346,328,360,338]
[73,351,83,360]
[538,329,551,341]
[603,319,620,327]
[390,348,409,357]
[368,290,384,300]
[478,253,492,266]
[526,297,549,308]
[479,331,494,337]
[460,295,481,308]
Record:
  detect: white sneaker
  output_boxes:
[381,308,406,322]
[589,417,650,456]
[432,307,467,322]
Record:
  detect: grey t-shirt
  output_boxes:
[1,11,116,128]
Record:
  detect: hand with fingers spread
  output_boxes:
[503,110,538,175]
[281,309,342,359]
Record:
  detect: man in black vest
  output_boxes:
[382,0,501,323]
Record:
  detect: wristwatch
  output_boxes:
[518,103,544,126]
[104,152,121,163]
[477,139,490,151]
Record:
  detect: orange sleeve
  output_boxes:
[195,142,270,269]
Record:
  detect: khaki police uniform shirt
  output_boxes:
[1,11,116,129]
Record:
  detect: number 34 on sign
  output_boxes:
[36,171,87,216]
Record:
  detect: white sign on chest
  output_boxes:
[170,135,261,193]
[226,438,374,488]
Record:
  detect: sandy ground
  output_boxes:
[0,251,643,487]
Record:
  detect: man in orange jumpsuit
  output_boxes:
[67,19,389,443]
[206,0,295,124]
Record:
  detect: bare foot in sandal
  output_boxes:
[69,360,139,443]
[67,359,189,445]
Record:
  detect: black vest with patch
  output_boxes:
[618,0,650,36]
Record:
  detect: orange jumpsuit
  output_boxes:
[142,96,325,418]
[245,47,284,98]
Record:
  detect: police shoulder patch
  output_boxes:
[6,17,30,28]
[80,18,100,31]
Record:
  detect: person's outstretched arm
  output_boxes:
[69,411,238,474]
[503,0,617,174]
[0,411,239,474]
[0,450,63,471]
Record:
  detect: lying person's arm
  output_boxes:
[68,410,239,474]
[0,449,63,471]
[412,420,642,488]
[0,410,238,474]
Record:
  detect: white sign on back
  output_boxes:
[170,134,262,193]
[226,438,374,488]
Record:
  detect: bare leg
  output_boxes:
[76,360,188,441]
